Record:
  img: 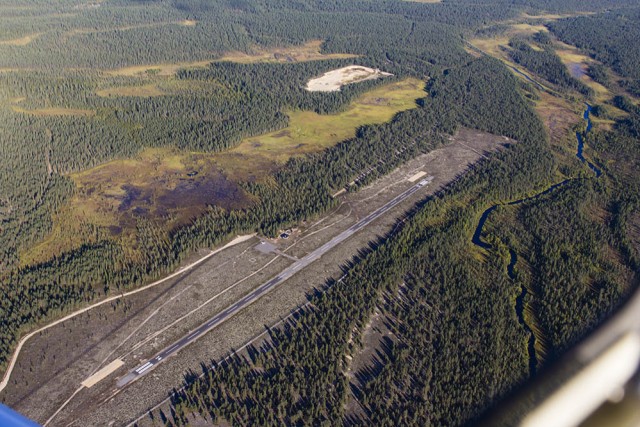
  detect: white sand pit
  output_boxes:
[305,65,393,92]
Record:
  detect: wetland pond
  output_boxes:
[115,171,249,229]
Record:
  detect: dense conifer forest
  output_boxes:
[0,0,639,425]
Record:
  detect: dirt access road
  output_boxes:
[0,128,512,427]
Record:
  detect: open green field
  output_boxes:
[231,78,423,163]
[469,23,549,57]
[11,105,96,116]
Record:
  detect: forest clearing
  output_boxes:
[305,65,393,92]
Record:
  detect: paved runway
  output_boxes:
[118,178,431,386]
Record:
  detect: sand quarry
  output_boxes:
[306,65,393,92]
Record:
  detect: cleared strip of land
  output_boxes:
[96,84,164,97]
[0,128,514,426]
[0,234,254,394]
[216,40,357,64]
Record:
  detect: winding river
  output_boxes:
[576,104,602,177]
[472,104,600,377]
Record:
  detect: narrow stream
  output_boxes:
[576,104,602,177]
[471,180,574,377]
[471,104,600,378]
[510,249,537,377]
[472,179,573,249]
[509,66,545,91]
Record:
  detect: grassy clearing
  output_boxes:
[532,91,586,176]
[520,11,594,21]
[230,78,424,164]
[0,68,34,73]
[534,92,580,146]
[22,147,250,265]
[590,117,616,131]
[20,78,424,264]
[468,37,509,57]
[96,79,232,99]
[11,105,96,117]
[520,12,566,20]
[471,20,621,177]
[20,202,117,267]
[510,23,548,34]
[6,90,97,116]
[469,21,614,106]
[471,19,613,103]
[0,33,41,46]
[470,23,548,57]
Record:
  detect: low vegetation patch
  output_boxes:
[11,105,96,117]
[470,23,548,57]
[230,77,423,163]
[0,33,40,46]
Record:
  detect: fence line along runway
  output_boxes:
[118,178,432,387]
